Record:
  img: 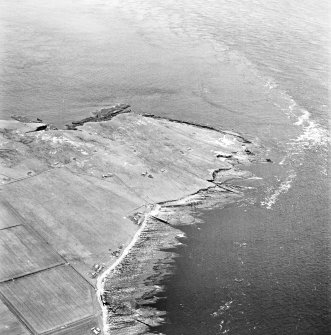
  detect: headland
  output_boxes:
[0,105,256,334]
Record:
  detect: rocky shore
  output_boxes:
[0,105,257,334]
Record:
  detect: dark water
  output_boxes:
[1,0,329,333]
[153,151,329,335]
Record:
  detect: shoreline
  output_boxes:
[0,105,260,334]
[99,187,239,333]
[96,204,161,334]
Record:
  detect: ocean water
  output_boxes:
[0,0,329,334]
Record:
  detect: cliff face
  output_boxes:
[0,109,255,334]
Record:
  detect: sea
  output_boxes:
[0,0,329,334]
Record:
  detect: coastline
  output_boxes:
[96,204,161,334]
[0,105,259,334]
[100,184,244,334]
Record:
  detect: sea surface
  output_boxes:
[0,0,329,334]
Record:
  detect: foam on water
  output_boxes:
[261,170,296,209]
[286,96,328,148]
[281,94,328,148]
[215,300,233,315]
[294,109,310,126]
[294,114,328,147]
[261,68,328,149]
[259,72,328,209]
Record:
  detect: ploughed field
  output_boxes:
[0,107,255,334]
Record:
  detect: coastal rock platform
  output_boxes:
[0,107,255,334]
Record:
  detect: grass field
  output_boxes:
[0,265,95,334]
[0,225,64,283]
[0,300,30,335]
[3,168,142,285]
[0,200,25,230]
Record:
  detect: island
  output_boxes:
[0,105,255,334]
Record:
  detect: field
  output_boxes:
[3,168,142,285]
[0,183,104,334]
[0,300,30,335]
[0,200,25,230]
[0,265,96,334]
[0,225,64,282]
